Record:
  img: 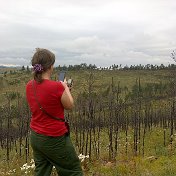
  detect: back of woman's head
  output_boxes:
[31,48,55,83]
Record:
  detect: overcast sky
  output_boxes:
[0,0,176,67]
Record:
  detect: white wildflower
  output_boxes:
[30,159,34,163]
[78,154,89,162]
[21,163,28,171]
[31,164,35,169]
[20,160,35,174]
[13,169,16,172]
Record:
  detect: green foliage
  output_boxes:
[4,91,21,101]
[0,67,175,176]
[21,65,25,71]
[26,66,30,72]
[128,80,169,101]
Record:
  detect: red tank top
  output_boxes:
[26,79,67,136]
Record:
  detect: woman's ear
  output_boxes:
[50,65,54,72]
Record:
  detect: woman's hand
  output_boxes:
[60,79,73,91]
[60,80,74,110]
[67,79,73,91]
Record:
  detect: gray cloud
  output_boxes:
[0,0,176,66]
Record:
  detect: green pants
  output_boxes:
[30,130,83,176]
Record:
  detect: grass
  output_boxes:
[0,127,175,175]
[0,69,171,104]
[1,155,176,175]
[0,68,175,175]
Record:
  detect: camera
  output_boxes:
[67,78,73,87]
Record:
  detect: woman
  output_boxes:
[26,48,83,176]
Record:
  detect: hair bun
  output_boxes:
[33,64,43,73]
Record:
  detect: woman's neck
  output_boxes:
[42,71,51,80]
[41,65,53,80]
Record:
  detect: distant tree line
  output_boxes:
[2,63,176,75]
[54,63,176,71]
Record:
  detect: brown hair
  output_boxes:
[31,48,55,83]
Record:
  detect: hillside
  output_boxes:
[0,68,176,176]
[0,68,172,105]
